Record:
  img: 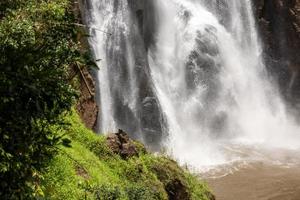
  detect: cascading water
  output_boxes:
[84,0,300,169]
[83,0,167,149]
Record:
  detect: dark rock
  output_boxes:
[106,133,122,154]
[165,178,190,200]
[150,157,216,200]
[106,129,139,159]
[120,143,138,159]
[76,66,98,131]
[253,0,300,101]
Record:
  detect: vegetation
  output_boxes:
[0,0,85,198]
[40,112,214,200]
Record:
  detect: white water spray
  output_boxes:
[85,0,300,170]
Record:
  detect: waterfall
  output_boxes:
[84,0,300,169]
[84,0,167,149]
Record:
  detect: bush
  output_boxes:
[0,0,84,198]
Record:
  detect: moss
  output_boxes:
[41,153,84,199]
[133,140,148,155]
[40,111,214,200]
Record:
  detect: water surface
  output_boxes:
[204,149,300,200]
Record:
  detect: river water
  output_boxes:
[206,163,300,200]
[203,148,300,200]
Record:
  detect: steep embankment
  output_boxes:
[253,0,300,100]
[40,112,215,200]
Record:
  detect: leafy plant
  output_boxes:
[0,0,86,198]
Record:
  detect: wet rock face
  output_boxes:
[107,0,166,150]
[127,0,158,49]
[80,0,166,148]
[253,0,300,101]
[76,0,99,131]
[76,66,99,130]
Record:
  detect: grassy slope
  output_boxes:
[40,112,213,200]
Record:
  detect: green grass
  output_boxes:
[40,112,214,200]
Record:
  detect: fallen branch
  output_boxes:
[75,62,94,97]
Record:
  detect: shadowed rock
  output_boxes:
[106,129,139,159]
[253,0,300,102]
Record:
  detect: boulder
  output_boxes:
[106,129,139,159]
[165,178,190,200]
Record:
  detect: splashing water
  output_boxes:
[84,0,300,170]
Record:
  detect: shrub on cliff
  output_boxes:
[0,0,84,198]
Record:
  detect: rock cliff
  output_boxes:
[74,0,98,130]
[253,0,300,102]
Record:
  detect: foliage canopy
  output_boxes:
[0,0,84,198]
